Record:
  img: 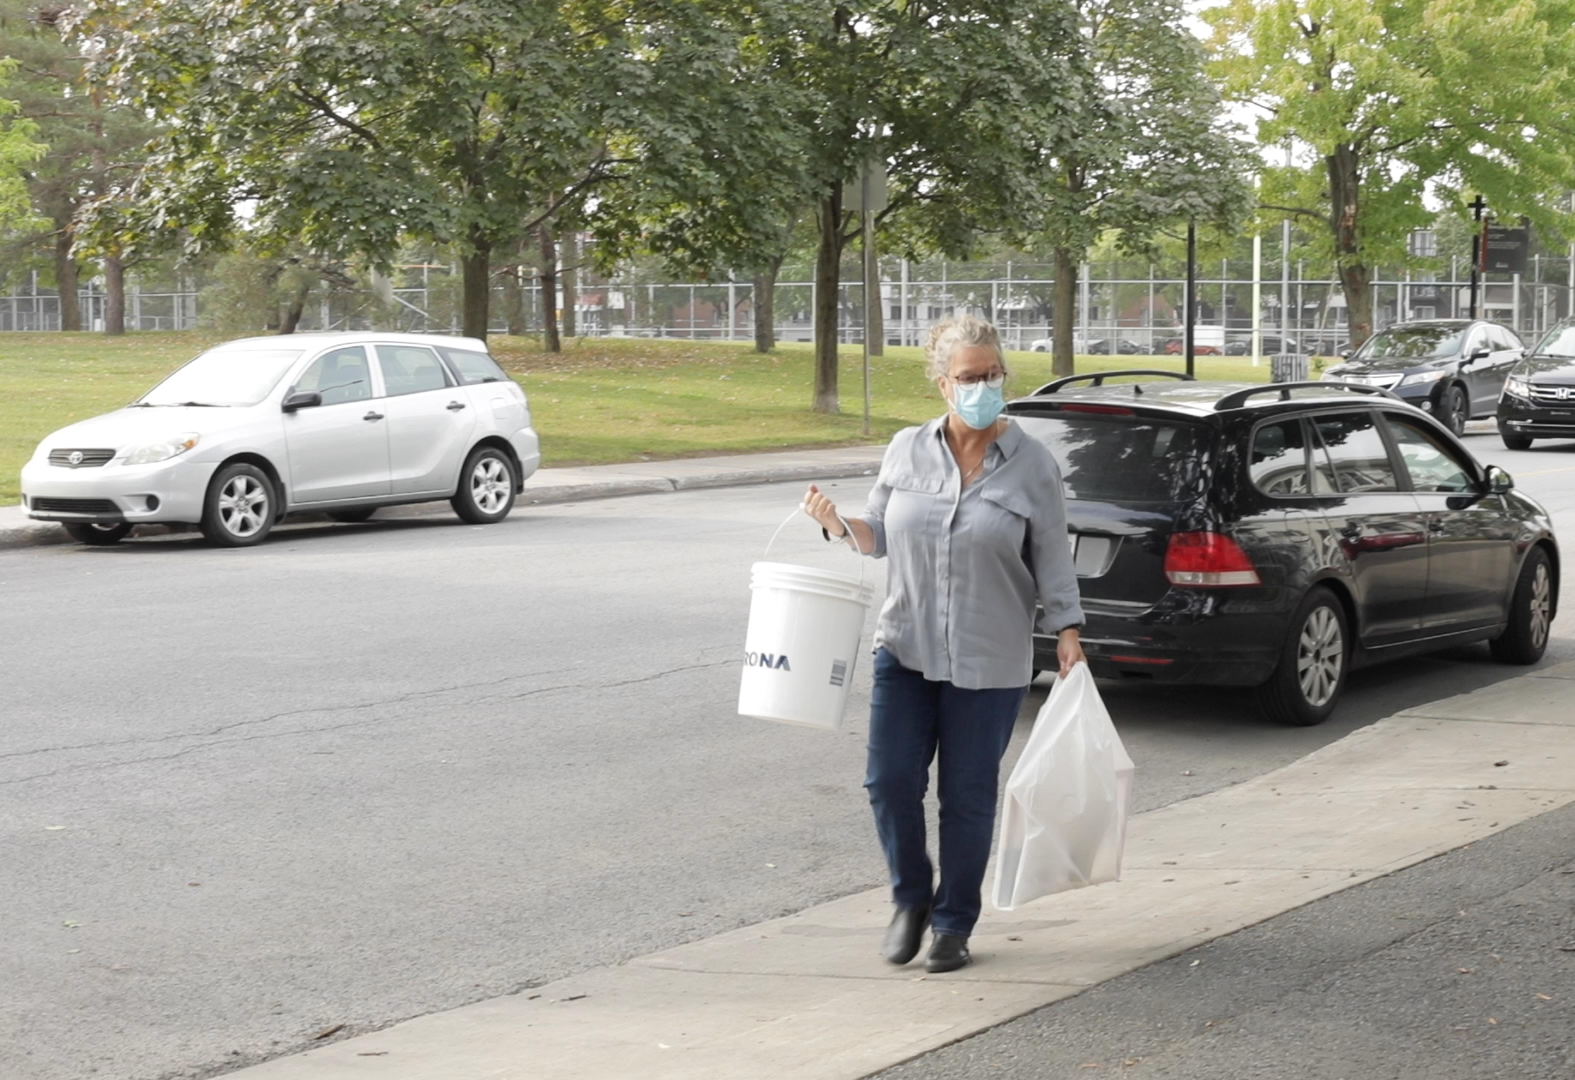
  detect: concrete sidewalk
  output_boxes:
[222,661,1575,1080]
[0,445,886,550]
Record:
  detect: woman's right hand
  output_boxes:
[802,484,845,537]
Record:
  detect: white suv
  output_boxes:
[20,332,541,546]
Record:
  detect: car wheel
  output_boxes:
[1441,384,1468,436]
[63,521,132,545]
[328,508,378,523]
[451,446,516,524]
[1490,548,1553,665]
[1257,586,1348,727]
[201,462,276,547]
[1500,431,1534,451]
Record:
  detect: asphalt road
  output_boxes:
[2,429,1573,1080]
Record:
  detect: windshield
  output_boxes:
[1350,325,1465,363]
[1530,323,1575,359]
[1015,414,1207,503]
[139,345,304,407]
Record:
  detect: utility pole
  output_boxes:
[1468,194,1487,319]
[1184,221,1197,378]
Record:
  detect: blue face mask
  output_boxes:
[951,380,1005,429]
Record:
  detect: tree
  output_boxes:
[0,4,142,330]
[1020,0,1249,376]
[0,59,44,234]
[71,0,777,340]
[1206,0,1575,346]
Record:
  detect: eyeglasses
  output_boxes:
[950,372,1006,389]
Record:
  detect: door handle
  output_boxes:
[1428,519,1446,533]
[446,401,467,411]
[363,411,385,421]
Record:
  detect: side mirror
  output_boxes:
[1338,348,1351,359]
[1467,347,1492,363]
[282,389,322,413]
[1485,465,1515,495]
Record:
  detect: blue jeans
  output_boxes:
[865,647,1028,937]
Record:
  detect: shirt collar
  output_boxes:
[927,415,1024,458]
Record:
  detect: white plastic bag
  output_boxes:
[992,663,1135,911]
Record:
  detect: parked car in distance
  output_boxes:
[1498,317,1575,450]
[1162,339,1222,356]
[1320,319,1523,436]
[1009,371,1557,725]
[21,332,540,547]
[1225,334,1307,356]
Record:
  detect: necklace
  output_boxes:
[960,456,986,486]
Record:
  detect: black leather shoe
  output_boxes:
[925,933,971,973]
[880,905,931,965]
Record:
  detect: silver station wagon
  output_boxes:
[21,332,541,546]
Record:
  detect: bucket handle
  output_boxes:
[764,506,868,589]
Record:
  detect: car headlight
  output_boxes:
[1398,369,1448,387]
[124,433,201,465]
[1503,376,1531,399]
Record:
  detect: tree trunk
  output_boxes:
[863,225,883,357]
[539,225,560,353]
[460,233,492,341]
[813,190,845,413]
[103,253,125,336]
[279,278,311,334]
[1051,247,1078,377]
[55,228,81,332]
[1326,143,1373,347]
[502,265,525,336]
[560,231,577,338]
[753,255,782,353]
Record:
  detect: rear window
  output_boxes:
[1015,414,1207,503]
[437,346,509,385]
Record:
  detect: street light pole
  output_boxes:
[1184,221,1197,378]
[1468,194,1487,319]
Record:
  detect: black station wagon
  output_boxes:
[1009,371,1559,725]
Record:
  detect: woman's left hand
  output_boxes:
[1057,628,1086,677]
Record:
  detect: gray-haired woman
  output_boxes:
[803,314,1085,973]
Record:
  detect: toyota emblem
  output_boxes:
[67,451,84,466]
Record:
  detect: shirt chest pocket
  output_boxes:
[976,485,1033,550]
[884,469,943,538]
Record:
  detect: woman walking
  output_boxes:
[802,314,1084,974]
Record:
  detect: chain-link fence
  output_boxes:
[7,256,1575,351]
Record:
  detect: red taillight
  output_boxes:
[1164,531,1261,587]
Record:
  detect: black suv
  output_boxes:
[1009,371,1558,725]
[1498,317,1575,449]
[1321,319,1524,437]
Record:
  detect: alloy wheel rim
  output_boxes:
[1296,606,1343,708]
[471,457,510,514]
[1530,563,1551,649]
[218,475,268,537]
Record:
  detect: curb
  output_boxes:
[0,459,882,551]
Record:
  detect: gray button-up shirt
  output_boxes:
[854,417,1084,690]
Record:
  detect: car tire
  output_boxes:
[1500,431,1534,451]
[451,446,516,525]
[328,508,378,523]
[63,521,132,545]
[1441,384,1468,436]
[1257,586,1348,727]
[1490,548,1553,666]
[201,462,276,547]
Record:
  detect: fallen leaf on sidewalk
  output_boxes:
[312,1025,345,1041]
[1007,935,1022,941]
[356,1052,388,1057]
[1123,1060,1144,1068]
[559,994,588,1003]
[1494,760,1510,767]
[1458,968,1474,974]
[44,825,66,831]
[1559,945,1575,952]
[1079,1064,1101,1070]
[1488,1017,1499,1025]
[1536,994,1553,1001]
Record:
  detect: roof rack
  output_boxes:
[1031,369,1196,396]
[1214,381,1402,411]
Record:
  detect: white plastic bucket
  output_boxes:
[738,514,874,731]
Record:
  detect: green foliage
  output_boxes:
[1207,0,1575,340]
[0,58,45,236]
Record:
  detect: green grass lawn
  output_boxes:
[0,331,1274,504]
